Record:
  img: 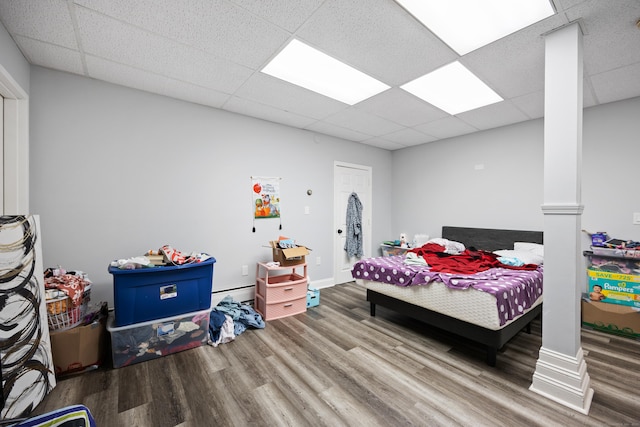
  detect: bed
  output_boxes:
[352,226,544,367]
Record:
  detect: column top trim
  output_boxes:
[541,203,584,214]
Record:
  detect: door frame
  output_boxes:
[333,161,372,284]
[0,63,29,215]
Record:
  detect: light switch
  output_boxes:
[634,212,640,225]
[304,206,310,215]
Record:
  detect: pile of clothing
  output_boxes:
[44,267,91,310]
[208,296,265,347]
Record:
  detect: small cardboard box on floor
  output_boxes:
[49,320,106,375]
[270,240,309,266]
[581,295,640,340]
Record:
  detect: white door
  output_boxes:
[334,162,372,284]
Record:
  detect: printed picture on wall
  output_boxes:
[252,177,281,219]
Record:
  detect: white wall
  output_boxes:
[392,96,640,289]
[391,118,545,241]
[29,67,393,307]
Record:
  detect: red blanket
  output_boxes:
[409,244,537,274]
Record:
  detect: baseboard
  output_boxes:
[529,346,594,415]
[210,276,337,306]
[211,285,255,305]
[309,277,335,289]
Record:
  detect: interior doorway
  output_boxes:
[333,161,372,284]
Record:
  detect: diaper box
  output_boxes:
[587,269,640,308]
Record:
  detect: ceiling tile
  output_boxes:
[0,0,77,49]
[86,55,231,108]
[234,72,348,120]
[14,35,84,75]
[360,137,406,150]
[567,0,640,75]
[456,101,530,130]
[510,91,544,119]
[305,121,372,142]
[462,13,568,99]
[590,62,640,104]
[380,127,437,145]
[322,107,405,136]
[296,0,457,86]
[227,0,325,32]
[75,0,290,69]
[355,88,449,127]
[223,96,318,129]
[76,7,253,94]
[414,117,479,140]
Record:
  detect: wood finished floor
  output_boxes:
[32,282,640,426]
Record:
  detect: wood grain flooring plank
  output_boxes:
[260,354,348,427]
[142,356,191,427]
[251,381,312,426]
[117,360,151,413]
[255,334,334,394]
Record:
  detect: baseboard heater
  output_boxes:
[211,285,255,306]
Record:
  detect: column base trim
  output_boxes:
[530,346,593,415]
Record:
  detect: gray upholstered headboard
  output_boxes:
[441,226,543,252]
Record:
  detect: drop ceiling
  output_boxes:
[1,0,639,150]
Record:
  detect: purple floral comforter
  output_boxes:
[352,255,543,326]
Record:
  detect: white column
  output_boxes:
[529,22,593,414]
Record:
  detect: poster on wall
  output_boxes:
[0,215,56,419]
[252,176,281,219]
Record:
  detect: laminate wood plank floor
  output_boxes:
[31,282,640,426]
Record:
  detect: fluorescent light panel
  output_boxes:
[396,0,555,55]
[261,39,389,105]
[401,61,503,115]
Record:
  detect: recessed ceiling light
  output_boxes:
[261,39,390,105]
[401,61,503,115]
[395,0,555,55]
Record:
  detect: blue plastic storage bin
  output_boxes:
[108,257,215,327]
[307,288,320,308]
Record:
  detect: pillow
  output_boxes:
[514,242,544,258]
[494,250,544,265]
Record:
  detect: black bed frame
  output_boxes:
[367,226,544,367]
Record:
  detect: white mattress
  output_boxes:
[356,278,543,331]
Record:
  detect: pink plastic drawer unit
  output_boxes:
[254,262,308,320]
[254,294,307,321]
[256,273,307,303]
[108,257,215,327]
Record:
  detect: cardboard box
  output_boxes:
[270,241,309,266]
[581,298,640,339]
[49,320,105,376]
[587,269,640,308]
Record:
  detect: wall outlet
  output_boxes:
[241,265,248,276]
[316,256,321,265]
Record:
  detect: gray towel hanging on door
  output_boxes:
[344,192,363,258]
